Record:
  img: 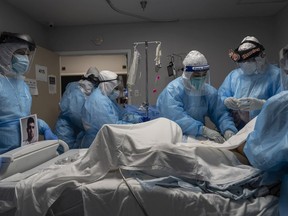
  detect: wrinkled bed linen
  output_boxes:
[14,117,274,216]
[179,117,257,149]
[81,171,278,216]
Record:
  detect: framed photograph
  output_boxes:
[20,114,39,146]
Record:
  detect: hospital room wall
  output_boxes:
[1,0,288,107]
[275,5,288,52]
[28,47,61,132]
[0,1,49,49]
[47,17,280,105]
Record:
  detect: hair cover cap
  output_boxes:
[238,36,260,51]
[85,66,100,78]
[98,70,118,96]
[183,50,208,67]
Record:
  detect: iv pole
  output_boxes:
[133,40,161,119]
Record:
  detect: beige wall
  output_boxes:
[60,54,128,75]
[26,46,60,131]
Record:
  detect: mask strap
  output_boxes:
[82,75,118,87]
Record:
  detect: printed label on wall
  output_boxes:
[48,75,57,94]
[35,64,48,82]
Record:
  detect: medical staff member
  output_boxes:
[0,31,57,154]
[55,67,99,150]
[234,47,288,216]
[219,36,281,130]
[157,50,238,143]
[81,70,144,147]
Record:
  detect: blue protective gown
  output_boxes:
[156,77,237,137]
[81,88,132,148]
[243,91,288,216]
[55,82,87,149]
[244,90,288,179]
[218,64,281,125]
[0,75,54,154]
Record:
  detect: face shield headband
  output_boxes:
[229,40,265,63]
[185,65,210,72]
[182,64,210,95]
[0,32,36,51]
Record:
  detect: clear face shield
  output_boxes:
[182,65,210,95]
[108,78,123,100]
[0,43,35,77]
[280,49,288,91]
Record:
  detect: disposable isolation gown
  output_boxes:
[244,90,288,216]
[244,90,288,180]
[156,77,237,137]
[81,88,132,148]
[218,64,281,125]
[0,75,55,154]
[55,82,86,149]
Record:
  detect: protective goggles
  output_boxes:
[82,75,119,87]
[229,40,265,63]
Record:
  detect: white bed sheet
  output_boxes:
[0,117,280,216]
[46,170,279,216]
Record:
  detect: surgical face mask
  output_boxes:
[255,56,268,74]
[11,54,30,74]
[109,89,120,100]
[239,61,257,75]
[190,76,206,90]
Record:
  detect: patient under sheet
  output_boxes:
[15,118,273,216]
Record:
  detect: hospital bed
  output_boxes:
[0,118,279,216]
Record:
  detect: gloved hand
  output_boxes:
[224,97,240,110]
[123,113,144,123]
[238,98,266,111]
[224,130,235,140]
[202,126,225,143]
[44,129,58,140]
[141,116,151,122]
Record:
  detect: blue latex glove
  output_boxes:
[123,113,146,124]
[44,129,58,140]
[141,116,150,122]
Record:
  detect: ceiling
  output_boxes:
[4,0,288,27]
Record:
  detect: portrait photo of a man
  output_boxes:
[20,114,39,146]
